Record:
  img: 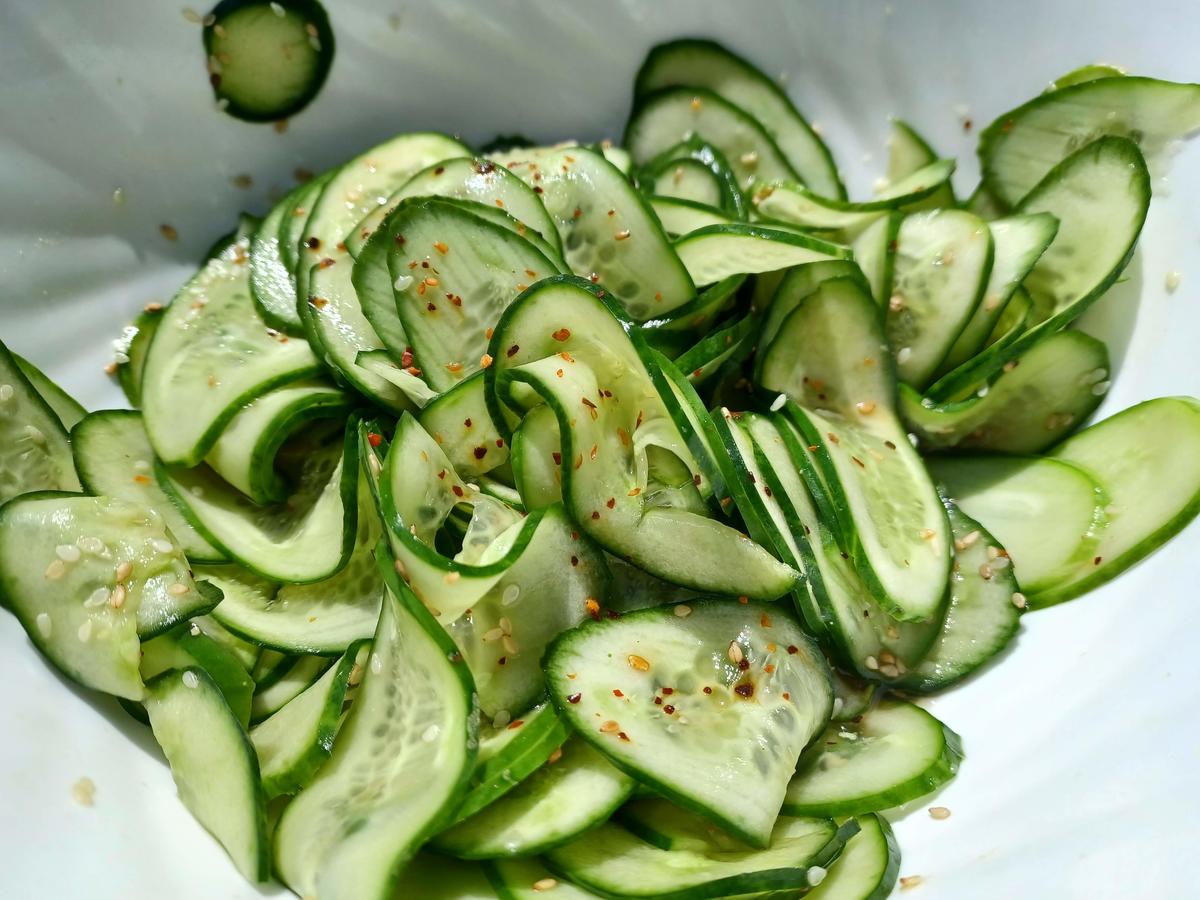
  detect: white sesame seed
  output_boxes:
[499,617,513,636]
[501,584,521,606]
[482,627,504,642]
[72,777,96,807]
[1091,380,1111,396]
[929,806,951,820]
[769,393,787,412]
[84,587,110,608]
[181,7,202,23]
[133,459,151,473]
[492,709,511,729]
[0,384,13,402]
[182,670,200,689]
[115,561,133,582]
[1011,592,1028,609]
[152,538,174,554]
[1165,271,1182,293]
[807,866,828,887]
[35,613,52,638]
[189,622,201,636]
[674,604,692,617]
[167,582,190,596]
[55,544,81,562]
[269,1,285,15]
[77,620,93,643]
[44,559,67,580]
[109,584,127,609]
[393,274,413,291]
[896,346,913,364]
[370,653,383,674]
[502,635,519,656]
[879,663,901,678]
[864,655,879,671]
[421,724,441,742]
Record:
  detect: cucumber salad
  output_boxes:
[3,35,1200,900]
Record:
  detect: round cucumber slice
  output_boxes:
[806,814,900,900]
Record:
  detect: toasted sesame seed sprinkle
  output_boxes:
[532,878,558,892]
[168,582,190,596]
[499,617,513,636]
[727,641,744,664]
[674,604,692,617]
[807,866,827,886]
[109,584,126,609]
[1166,271,1182,293]
[502,635,519,656]
[36,613,52,638]
[72,776,96,807]
[628,654,650,672]
[44,559,67,580]
[502,584,521,606]
[491,709,511,729]
[856,400,877,415]
[864,655,879,671]
[770,393,787,412]
[929,806,951,820]
[978,563,994,580]
[1011,592,1028,609]
[600,720,620,733]
[482,627,504,643]
[394,273,413,291]
[152,538,174,554]
[900,875,924,889]
[115,561,133,582]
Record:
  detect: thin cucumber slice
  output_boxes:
[885,210,992,387]
[545,816,854,899]
[634,40,842,197]
[979,75,1200,206]
[935,212,1058,376]
[0,489,216,650]
[205,378,350,505]
[281,173,333,276]
[250,178,316,333]
[783,700,962,817]
[14,354,85,430]
[354,349,440,407]
[509,404,562,510]
[757,260,869,371]
[902,330,1110,454]
[202,0,333,123]
[649,196,736,236]
[251,647,290,686]
[274,545,477,900]
[931,137,1149,399]
[891,504,1021,693]
[434,737,636,859]
[641,138,745,215]
[626,87,799,192]
[759,276,951,623]
[1038,397,1200,607]
[491,278,796,600]
[1047,64,1127,92]
[249,653,332,722]
[532,146,695,320]
[377,197,558,392]
[250,641,367,797]
[139,627,255,727]
[141,237,320,465]
[158,417,358,584]
[418,371,510,478]
[619,795,765,852]
[544,600,833,847]
[674,312,757,386]
[673,223,848,287]
[296,131,470,303]
[929,455,1108,597]
[71,410,224,563]
[486,858,602,899]
[886,120,956,208]
[806,814,900,900]
[849,212,901,305]
[347,155,561,259]
[300,243,423,414]
[453,702,572,823]
[650,158,728,209]
[752,159,956,235]
[0,340,80,502]
[144,667,269,882]
[191,612,262,671]
[111,305,164,405]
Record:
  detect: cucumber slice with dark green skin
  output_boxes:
[0,492,218,678]
[250,179,320,333]
[806,814,899,900]
[759,276,950,623]
[934,212,1058,376]
[887,120,956,209]
[674,223,849,287]
[891,504,1021,693]
[1033,398,1200,608]
[752,159,956,236]
[491,278,795,599]
[346,156,562,260]
[192,612,262,671]
[509,404,562,510]
[253,643,360,792]
[1046,64,1127,92]
[641,138,746,217]
[138,626,255,726]
[0,340,80,502]
[674,312,757,387]
[296,132,470,304]
[757,260,869,375]
[14,354,85,430]
[144,667,270,882]
[112,305,165,406]
[274,542,478,900]
[203,0,333,123]
[394,854,497,898]
[783,700,962,817]
[158,416,359,584]
[830,672,876,722]
[250,653,332,722]
[650,157,727,209]
[544,599,833,847]
[368,197,559,392]
[205,378,350,505]
[546,816,855,899]
[979,75,1200,207]
[531,146,695,320]
[930,455,1108,598]
[141,237,320,466]
[452,702,572,824]
[902,330,1109,455]
[249,646,289,684]
[626,87,799,194]
[648,197,736,236]
[634,39,843,198]
[930,136,1149,400]
[885,210,993,387]
[71,410,224,563]
[418,371,509,478]
[435,737,636,859]
[849,212,902,305]
[486,858,602,899]
[281,172,333,276]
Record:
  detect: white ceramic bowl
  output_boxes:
[2,1,1198,897]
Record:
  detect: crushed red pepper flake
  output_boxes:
[552,327,571,341]
[367,432,383,448]
[567,693,582,704]
[506,344,520,358]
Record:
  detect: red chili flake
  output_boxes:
[851,456,866,468]
[318,257,336,269]
[552,328,571,341]
[473,446,487,460]
[498,657,507,666]
[703,686,713,694]
[692,368,703,378]
[782,691,790,700]
[738,659,750,671]
[573,207,583,219]
[591,511,600,520]
[506,344,520,358]
[567,693,582,704]
[495,439,505,448]
[571,531,579,540]
[426,302,438,312]
[463,417,473,428]
[507,719,525,730]
[1094,556,1103,565]
[606,497,616,509]
[605,609,621,619]
[618,732,630,742]
[394,233,407,246]
[437,469,447,480]
[654,696,663,705]
[533,185,544,194]
[786,645,799,655]
[132,474,152,485]
[663,705,676,715]
[693,473,702,486]
[310,297,329,309]
[433,166,445,175]
[304,237,321,250]
[451,484,464,498]
[367,432,383,448]
[570,555,579,566]
[585,597,600,619]
[738,595,749,605]
[1001,118,1015,133]
[764,664,776,673]
[525,269,538,278]
[734,683,754,698]
[661,687,673,696]
[552,452,562,465]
